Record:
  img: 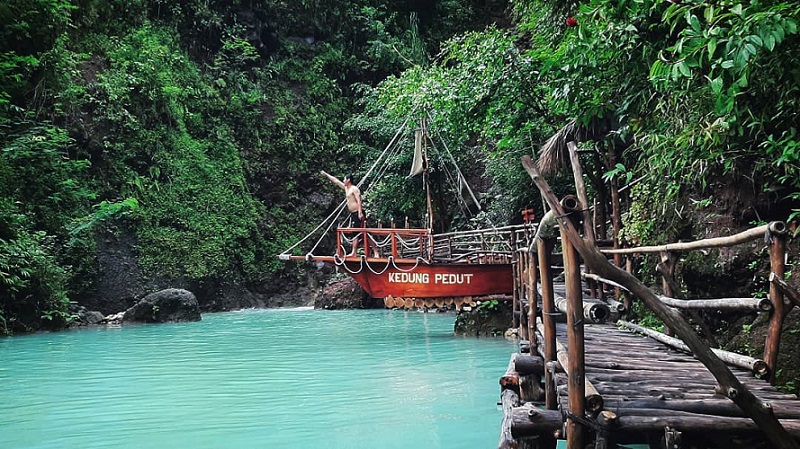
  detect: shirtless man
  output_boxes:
[321,171,364,255]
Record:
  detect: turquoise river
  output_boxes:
[0,308,517,449]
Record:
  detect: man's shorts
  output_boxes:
[347,211,363,228]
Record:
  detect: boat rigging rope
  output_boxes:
[279,200,347,259]
[355,113,415,194]
[426,110,481,211]
[428,138,470,220]
[280,114,414,259]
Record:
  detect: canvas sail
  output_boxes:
[409,128,425,177]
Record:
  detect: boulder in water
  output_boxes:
[123,288,201,323]
[68,303,107,326]
[314,278,382,310]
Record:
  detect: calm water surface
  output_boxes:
[0,308,516,449]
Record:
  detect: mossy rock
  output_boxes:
[454,300,512,337]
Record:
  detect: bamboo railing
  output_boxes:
[499,144,798,449]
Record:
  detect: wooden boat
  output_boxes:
[279,114,535,303]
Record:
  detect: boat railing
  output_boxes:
[432,223,536,263]
[336,227,430,260]
[335,223,536,263]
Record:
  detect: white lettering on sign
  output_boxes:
[388,272,430,284]
[387,272,475,284]
[434,273,473,284]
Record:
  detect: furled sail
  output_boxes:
[409,128,425,177]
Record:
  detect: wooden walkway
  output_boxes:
[553,322,800,444]
[502,133,800,448]
[501,246,800,449]
[502,314,800,448]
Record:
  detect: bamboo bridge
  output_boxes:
[495,151,800,449]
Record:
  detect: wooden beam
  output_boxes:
[510,404,564,439]
[657,296,772,312]
[513,353,545,376]
[567,141,595,245]
[607,145,623,300]
[618,320,769,377]
[538,238,558,411]
[561,226,586,449]
[766,227,790,385]
[603,399,800,419]
[581,272,768,311]
[520,154,800,449]
[601,224,770,255]
[770,272,800,309]
[498,389,519,449]
[536,320,603,413]
[615,415,800,436]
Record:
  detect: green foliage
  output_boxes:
[626,299,665,333]
[0,217,71,335]
[0,124,94,235]
[477,298,500,311]
[0,0,507,333]
[355,27,552,226]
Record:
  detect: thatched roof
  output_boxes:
[536,117,615,175]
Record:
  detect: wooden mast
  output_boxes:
[422,117,434,231]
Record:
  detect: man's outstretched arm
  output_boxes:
[320,170,345,189]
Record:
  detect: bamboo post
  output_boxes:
[527,251,538,349]
[537,319,603,412]
[624,256,634,313]
[765,221,788,384]
[538,238,558,411]
[660,251,677,336]
[608,146,623,300]
[561,225,585,449]
[594,411,618,449]
[363,226,369,256]
[521,155,800,449]
[520,251,529,342]
[513,252,521,330]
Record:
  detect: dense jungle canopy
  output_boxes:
[1,0,799,335]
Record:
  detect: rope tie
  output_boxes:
[390,257,426,273]
[332,254,364,274]
[364,256,392,275]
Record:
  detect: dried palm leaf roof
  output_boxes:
[536,118,614,175]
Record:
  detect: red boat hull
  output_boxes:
[344,261,513,298]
